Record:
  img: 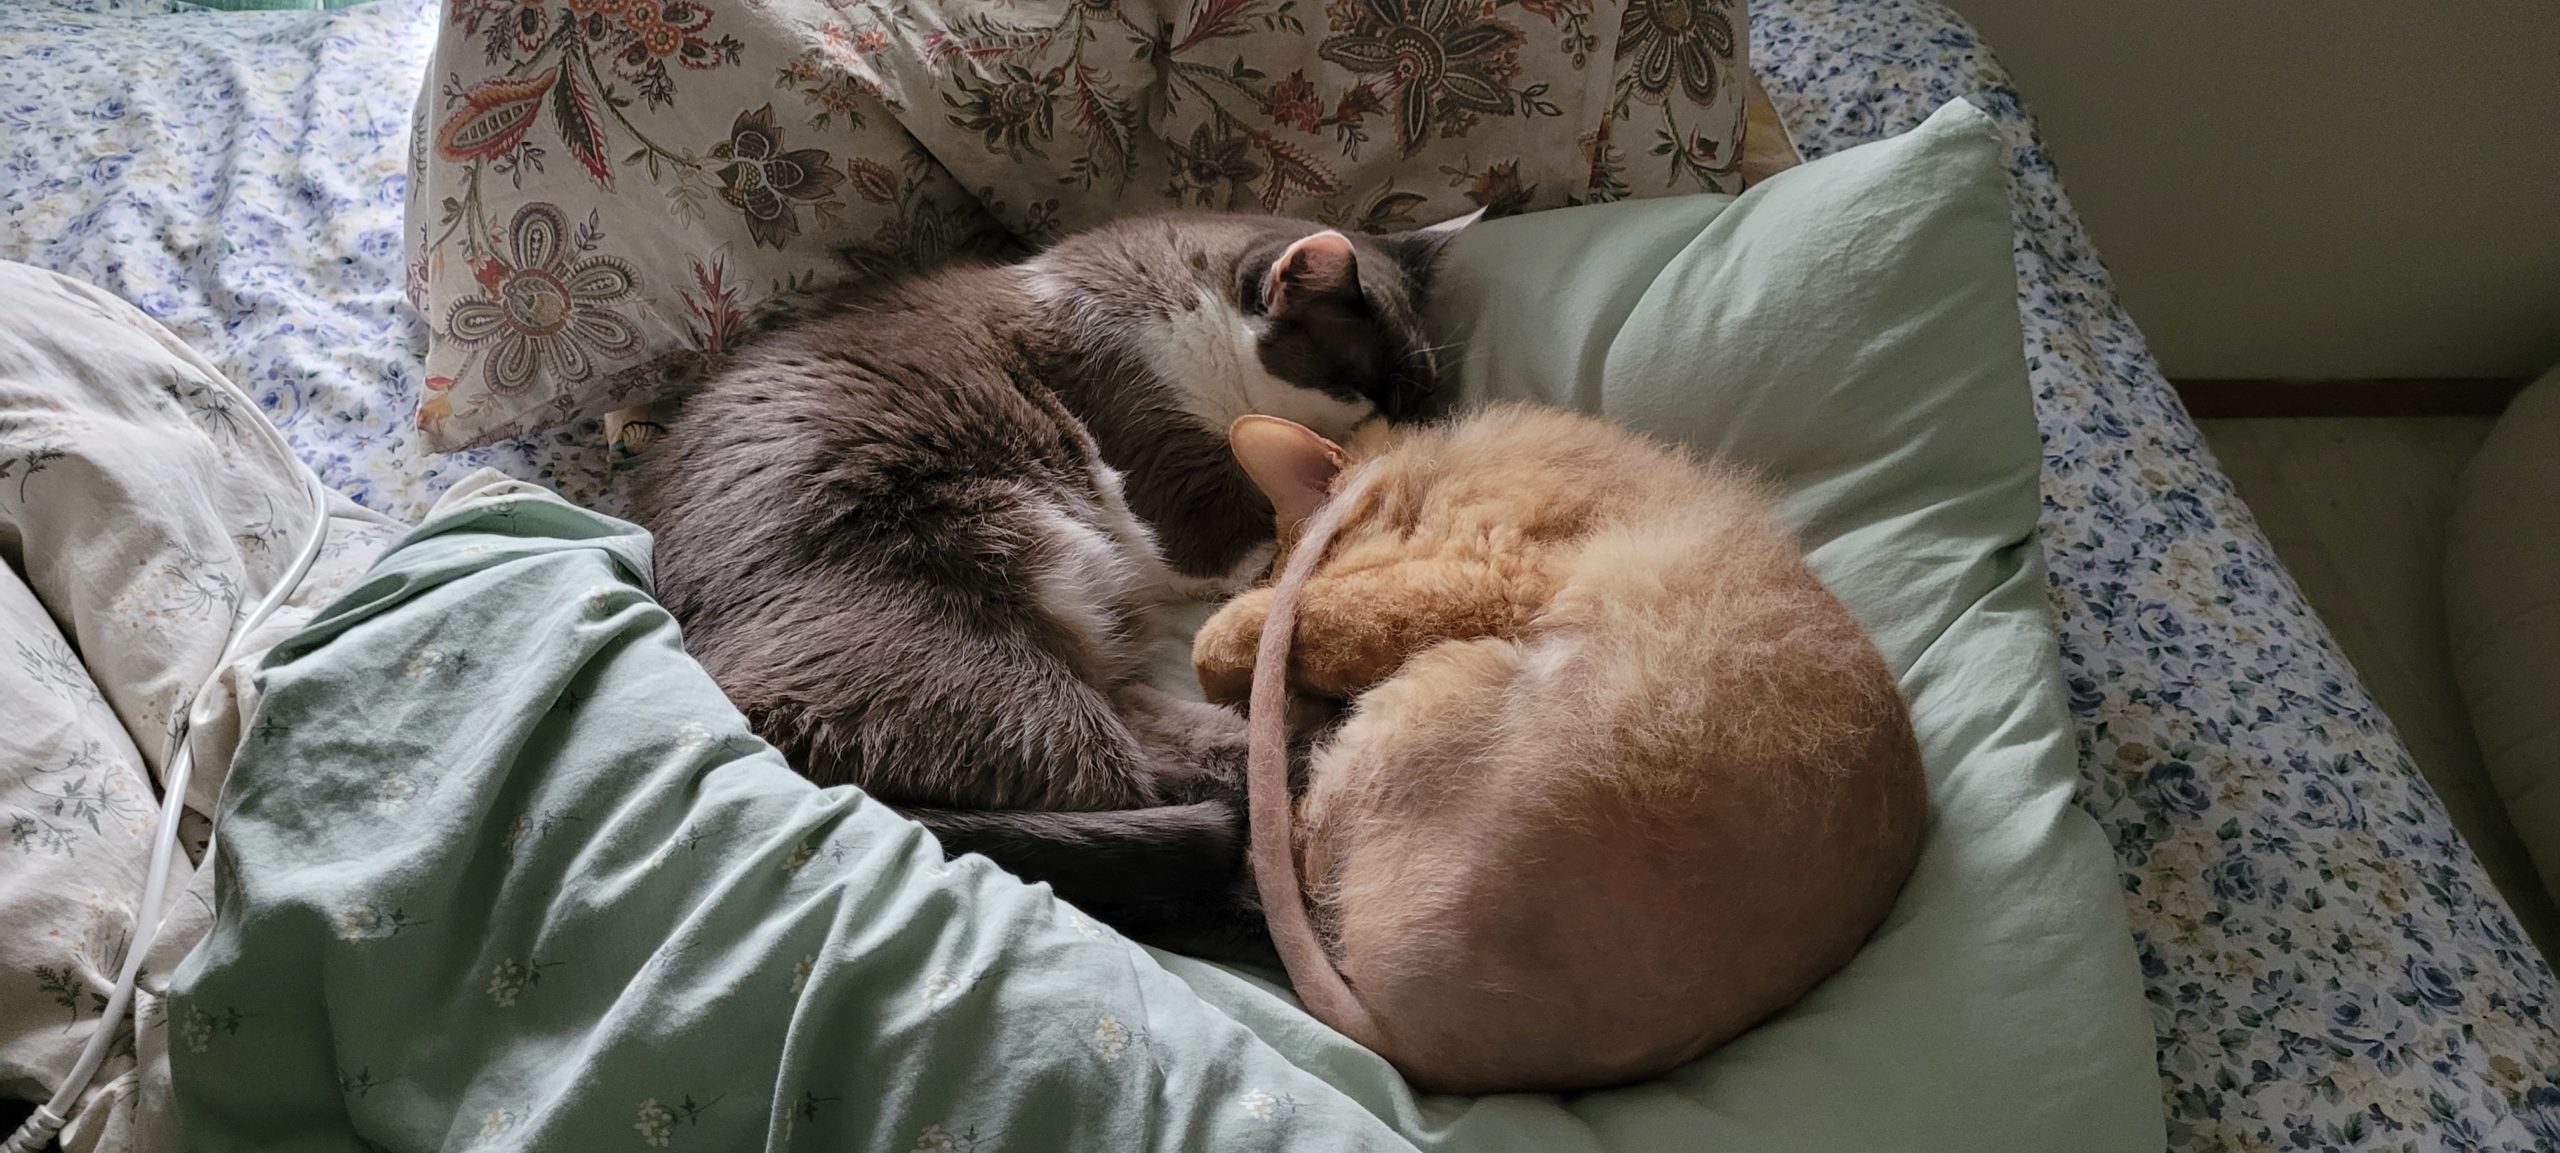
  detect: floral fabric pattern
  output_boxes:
[0,259,403,1153]
[0,0,624,517]
[1318,0,1527,155]
[1619,0,1733,105]
[7,0,2560,1148]
[441,202,642,401]
[709,105,847,249]
[404,0,1751,449]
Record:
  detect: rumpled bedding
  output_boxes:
[0,259,402,1152]
[176,475,1438,1153]
[168,102,2167,1153]
[5,0,2560,1149]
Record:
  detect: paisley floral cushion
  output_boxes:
[402,0,1756,450]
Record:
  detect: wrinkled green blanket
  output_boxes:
[170,477,1420,1152]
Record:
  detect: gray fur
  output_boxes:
[629,211,1451,958]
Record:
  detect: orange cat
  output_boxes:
[1191,404,1928,1094]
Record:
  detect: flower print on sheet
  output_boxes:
[0,0,626,517]
[633,1092,723,1147]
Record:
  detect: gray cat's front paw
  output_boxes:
[1110,683,1246,797]
[1159,734,1250,808]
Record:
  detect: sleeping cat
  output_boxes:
[628,212,1465,955]
[1192,405,1929,1093]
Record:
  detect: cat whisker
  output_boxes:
[1397,341,1463,381]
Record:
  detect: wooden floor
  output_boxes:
[2197,417,2560,957]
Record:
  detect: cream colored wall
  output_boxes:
[1943,0,2560,380]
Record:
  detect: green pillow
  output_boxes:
[1156,97,2164,1150]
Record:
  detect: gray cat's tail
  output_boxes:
[902,802,1240,900]
[901,803,1275,963]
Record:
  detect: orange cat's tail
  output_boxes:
[1248,463,1391,1055]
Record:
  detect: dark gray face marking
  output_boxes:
[1241,227,1451,423]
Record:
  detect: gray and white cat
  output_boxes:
[629,211,1464,956]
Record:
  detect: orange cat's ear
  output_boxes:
[1230,414,1347,529]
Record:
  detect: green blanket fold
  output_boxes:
[172,481,1421,1152]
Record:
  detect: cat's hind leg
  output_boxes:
[738,621,1169,812]
[922,652,1175,811]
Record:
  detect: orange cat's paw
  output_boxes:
[1193,587,1274,706]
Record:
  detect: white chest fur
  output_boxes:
[1138,287,1375,442]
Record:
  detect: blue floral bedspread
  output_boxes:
[6,0,2558,1148]
[0,0,617,516]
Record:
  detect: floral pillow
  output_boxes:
[404,0,1755,451]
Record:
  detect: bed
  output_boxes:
[4,0,2557,1148]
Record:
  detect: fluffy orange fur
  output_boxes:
[1194,403,1929,1094]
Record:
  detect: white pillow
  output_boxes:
[2447,364,2560,902]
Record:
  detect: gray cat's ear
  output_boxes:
[1230,415,1348,529]
[1385,206,1483,273]
[1414,206,1486,238]
[1265,230,1362,317]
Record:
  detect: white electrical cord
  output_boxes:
[4,395,332,1153]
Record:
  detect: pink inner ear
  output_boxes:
[1231,415,1347,527]
[1265,231,1360,315]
